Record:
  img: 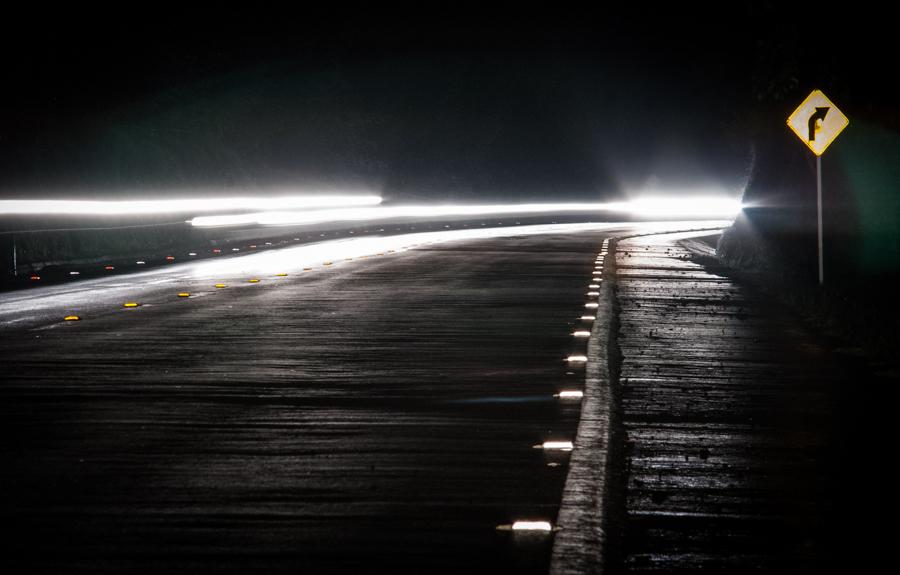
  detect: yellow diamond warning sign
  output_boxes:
[787,89,849,156]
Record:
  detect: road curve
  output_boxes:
[0,221,727,573]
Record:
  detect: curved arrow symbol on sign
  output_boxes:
[808,106,829,141]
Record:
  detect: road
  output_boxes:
[4,221,687,573]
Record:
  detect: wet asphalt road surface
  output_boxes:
[0,228,615,573]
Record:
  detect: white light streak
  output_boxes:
[585,303,599,309]
[557,390,584,399]
[0,194,382,216]
[573,331,591,337]
[189,197,742,228]
[566,355,588,362]
[580,315,596,320]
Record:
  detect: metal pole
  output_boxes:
[816,155,823,285]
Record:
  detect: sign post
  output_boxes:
[787,89,849,285]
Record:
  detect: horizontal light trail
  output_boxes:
[189,197,742,228]
[0,195,382,216]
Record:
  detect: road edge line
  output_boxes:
[550,237,620,575]
[550,226,726,574]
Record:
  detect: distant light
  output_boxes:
[539,441,574,451]
[587,291,600,297]
[249,245,257,249]
[136,261,145,265]
[231,248,240,252]
[0,194,383,216]
[588,284,600,289]
[585,303,599,309]
[512,521,553,532]
[166,256,175,261]
[580,315,595,320]
[69,271,80,276]
[573,331,591,337]
[214,283,227,288]
[178,292,190,297]
[557,390,584,399]
[188,252,197,256]
[64,315,81,321]
[105,265,115,270]
[266,242,273,246]
[566,355,588,362]
[123,302,140,308]
[212,249,221,254]
[610,196,743,218]
[30,275,40,280]
[592,277,601,282]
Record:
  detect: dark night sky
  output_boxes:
[0,4,894,203]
